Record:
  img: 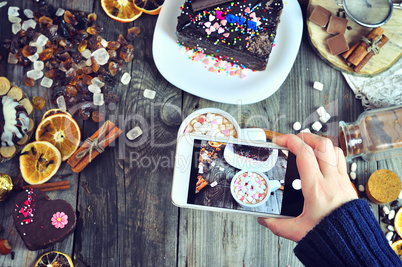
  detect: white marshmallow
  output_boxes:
[313,81,324,91]
[351,162,357,172]
[320,112,331,123]
[311,121,322,132]
[316,106,327,117]
[293,121,302,131]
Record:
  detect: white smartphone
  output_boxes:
[172,134,304,218]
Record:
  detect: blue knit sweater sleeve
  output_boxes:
[294,199,402,266]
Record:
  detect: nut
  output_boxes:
[0,239,12,255]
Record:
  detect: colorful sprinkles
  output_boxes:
[15,188,35,226]
[179,43,254,79]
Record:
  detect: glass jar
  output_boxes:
[339,105,402,162]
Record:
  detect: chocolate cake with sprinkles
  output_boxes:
[234,145,273,161]
[176,0,283,71]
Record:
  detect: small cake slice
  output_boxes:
[177,0,283,71]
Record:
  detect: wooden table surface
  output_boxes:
[1,0,401,266]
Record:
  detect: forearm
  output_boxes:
[294,199,401,266]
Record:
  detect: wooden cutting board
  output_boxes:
[307,0,402,77]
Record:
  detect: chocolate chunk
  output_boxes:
[309,5,332,27]
[327,34,349,55]
[191,0,233,12]
[327,16,348,35]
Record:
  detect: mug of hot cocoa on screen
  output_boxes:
[177,108,241,140]
[230,170,281,208]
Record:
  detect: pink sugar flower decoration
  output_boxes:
[51,212,68,229]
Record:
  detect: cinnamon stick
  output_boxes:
[341,40,361,60]
[67,120,115,169]
[353,35,389,73]
[346,27,384,66]
[71,126,122,173]
[22,180,70,192]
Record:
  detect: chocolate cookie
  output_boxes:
[13,188,76,250]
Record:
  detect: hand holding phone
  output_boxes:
[258,133,358,242]
[172,134,305,218]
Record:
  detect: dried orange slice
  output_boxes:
[42,108,71,120]
[20,141,62,185]
[394,207,402,238]
[101,0,143,23]
[35,251,74,267]
[35,113,81,161]
[134,0,164,15]
[391,239,402,257]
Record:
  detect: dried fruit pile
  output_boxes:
[3,2,140,121]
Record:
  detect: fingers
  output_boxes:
[296,133,339,175]
[273,134,321,180]
[334,146,348,175]
[257,217,303,242]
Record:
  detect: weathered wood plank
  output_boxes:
[0,1,92,266]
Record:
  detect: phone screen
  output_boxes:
[187,139,304,217]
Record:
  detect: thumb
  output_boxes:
[257,217,302,242]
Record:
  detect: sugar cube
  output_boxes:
[40,77,53,88]
[36,35,49,47]
[81,49,92,59]
[126,126,143,141]
[143,89,156,99]
[0,2,7,9]
[23,9,34,18]
[22,19,37,31]
[88,84,101,94]
[93,93,104,106]
[8,6,19,17]
[56,96,67,111]
[8,15,21,24]
[34,60,44,71]
[55,8,65,16]
[12,23,21,34]
[26,69,43,80]
[7,53,18,64]
[91,48,109,65]
[349,171,356,180]
[91,77,105,88]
